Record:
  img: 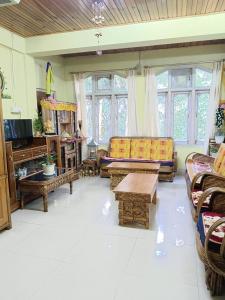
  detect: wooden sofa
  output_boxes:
[97,137,177,181]
[185,143,225,200]
[195,188,225,296]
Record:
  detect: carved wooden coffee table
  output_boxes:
[107,162,160,189]
[113,173,158,229]
[19,168,78,212]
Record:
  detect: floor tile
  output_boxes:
[0,176,221,300]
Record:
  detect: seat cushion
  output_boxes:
[109,138,131,159]
[191,190,211,210]
[197,211,225,252]
[100,156,174,167]
[150,139,173,160]
[130,139,151,159]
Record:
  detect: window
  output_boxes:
[157,67,212,144]
[85,74,128,144]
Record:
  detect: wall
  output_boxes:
[35,56,71,102]
[0,27,37,120]
[64,44,225,170]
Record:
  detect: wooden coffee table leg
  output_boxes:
[152,191,157,205]
[70,181,73,194]
[43,193,48,212]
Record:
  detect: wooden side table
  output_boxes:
[19,168,78,212]
[81,159,98,176]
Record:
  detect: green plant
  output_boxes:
[33,115,43,133]
[41,154,56,165]
[215,107,225,129]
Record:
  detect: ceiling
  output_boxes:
[0,0,225,37]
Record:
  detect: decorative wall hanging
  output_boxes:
[0,68,12,99]
[40,99,77,112]
[46,62,54,96]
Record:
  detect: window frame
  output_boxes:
[157,67,212,145]
[85,73,128,144]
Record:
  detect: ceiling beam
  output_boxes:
[26,12,225,57]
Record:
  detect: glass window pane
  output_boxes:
[117,96,128,136]
[97,76,111,90]
[157,71,169,89]
[98,96,111,144]
[173,93,189,142]
[114,75,128,91]
[85,76,92,93]
[86,97,93,142]
[158,93,166,136]
[171,69,192,89]
[197,92,209,142]
[195,68,212,88]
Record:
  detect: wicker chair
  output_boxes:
[185,152,215,199]
[190,187,225,222]
[196,211,225,296]
[189,175,225,221]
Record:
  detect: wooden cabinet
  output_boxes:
[0,176,11,230]
[5,136,62,212]
[0,96,11,231]
[40,99,82,171]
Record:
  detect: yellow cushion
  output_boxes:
[110,138,131,158]
[214,143,225,173]
[150,139,173,160]
[130,139,151,159]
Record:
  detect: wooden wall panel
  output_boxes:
[0,0,224,37]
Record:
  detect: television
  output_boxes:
[4,119,33,141]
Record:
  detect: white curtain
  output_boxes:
[74,73,87,138]
[127,69,139,136]
[204,61,223,153]
[142,67,159,136]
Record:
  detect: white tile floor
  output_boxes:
[0,176,221,300]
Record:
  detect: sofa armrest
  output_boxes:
[201,174,225,190]
[190,171,213,191]
[96,149,109,168]
[185,152,214,165]
[196,187,225,220]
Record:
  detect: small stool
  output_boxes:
[81,159,98,176]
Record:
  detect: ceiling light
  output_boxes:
[92,1,105,25]
[95,32,103,56]
[96,50,103,56]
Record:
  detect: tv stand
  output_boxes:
[5,136,62,212]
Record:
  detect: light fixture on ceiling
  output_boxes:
[92,0,105,25]
[95,32,103,56]
[135,51,142,75]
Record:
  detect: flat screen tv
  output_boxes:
[4,119,33,141]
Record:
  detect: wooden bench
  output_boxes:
[113,173,158,229]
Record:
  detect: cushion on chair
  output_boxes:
[197,211,225,252]
[130,139,151,159]
[191,190,211,209]
[213,143,225,173]
[100,156,174,167]
[150,139,173,160]
[109,138,131,159]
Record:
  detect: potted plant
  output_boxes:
[41,154,56,176]
[215,107,225,144]
[33,114,43,137]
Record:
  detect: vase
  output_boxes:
[42,163,55,176]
